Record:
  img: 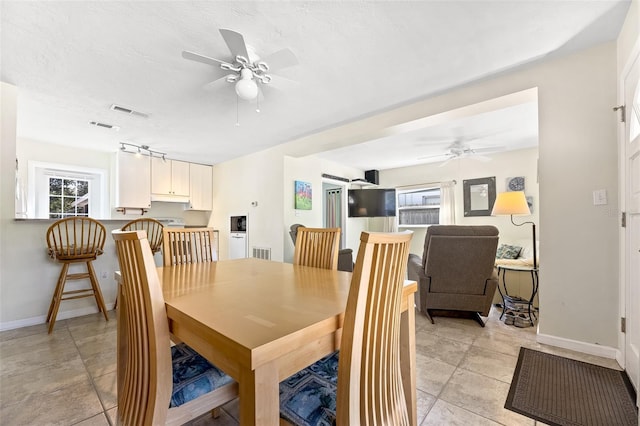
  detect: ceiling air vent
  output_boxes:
[110,104,149,118]
[88,121,120,131]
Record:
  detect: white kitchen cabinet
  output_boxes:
[115,151,151,209]
[188,163,213,211]
[151,157,190,199]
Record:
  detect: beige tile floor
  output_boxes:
[0,307,621,425]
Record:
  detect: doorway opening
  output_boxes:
[322,181,347,250]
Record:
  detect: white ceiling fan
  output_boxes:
[419,139,504,167]
[182,29,298,101]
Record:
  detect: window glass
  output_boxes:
[630,84,640,141]
[397,187,441,227]
[28,162,106,219]
[48,176,90,218]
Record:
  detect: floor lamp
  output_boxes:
[491,191,537,269]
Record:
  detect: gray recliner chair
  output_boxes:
[289,224,353,272]
[407,225,499,327]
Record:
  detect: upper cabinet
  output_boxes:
[115,151,151,209]
[115,153,212,211]
[189,163,213,211]
[151,157,190,201]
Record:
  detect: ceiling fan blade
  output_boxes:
[182,50,228,67]
[260,48,298,71]
[264,74,299,91]
[418,152,454,161]
[203,75,234,91]
[219,29,249,61]
[438,157,456,168]
[470,146,505,154]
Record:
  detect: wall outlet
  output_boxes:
[101,271,108,279]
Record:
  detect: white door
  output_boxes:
[622,50,640,397]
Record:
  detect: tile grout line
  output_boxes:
[67,318,115,426]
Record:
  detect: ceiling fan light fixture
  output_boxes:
[235,68,258,100]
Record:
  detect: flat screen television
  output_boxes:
[348,189,396,217]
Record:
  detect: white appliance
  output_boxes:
[155,217,186,227]
[229,215,248,259]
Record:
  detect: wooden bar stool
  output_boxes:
[46,217,109,333]
[113,218,165,309]
[121,218,164,254]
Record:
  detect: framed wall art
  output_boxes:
[506,176,525,192]
[294,180,312,210]
[463,176,496,217]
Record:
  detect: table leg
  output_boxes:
[400,300,417,426]
[239,362,279,426]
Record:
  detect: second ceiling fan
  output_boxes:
[419,139,504,167]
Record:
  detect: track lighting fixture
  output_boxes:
[119,142,167,159]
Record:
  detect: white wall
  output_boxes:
[380,148,539,258]
[210,147,285,261]
[282,155,366,263]
[210,145,366,263]
[617,0,639,73]
[0,83,18,325]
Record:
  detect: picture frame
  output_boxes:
[506,176,525,192]
[463,176,496,217]
[526,196,534,213]
[294,180,312,210]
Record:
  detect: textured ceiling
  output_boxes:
[0,1,630,168]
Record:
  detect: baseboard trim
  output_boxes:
[537,333,619,359]
[0,304,115,332]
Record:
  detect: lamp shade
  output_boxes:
[491,191,531,216]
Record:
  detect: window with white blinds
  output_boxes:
[396,187,441,227]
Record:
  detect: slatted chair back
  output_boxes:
[45,217,109,333]
[293,227,341,270]
[121,218,164,254]
[162,227,216,266]
[336,231,413,425]
[113,230,237,426]
[46,217,106,260]
[113,229,172,425]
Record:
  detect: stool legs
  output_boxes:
[47,263,70,331]
[47,260,109,334]
[87,260,109,321]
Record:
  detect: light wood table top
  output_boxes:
[156,258,417,425]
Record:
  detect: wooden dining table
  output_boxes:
[156,258,418,426]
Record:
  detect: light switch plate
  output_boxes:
[593,189,608,205]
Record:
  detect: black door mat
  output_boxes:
[505,347,638,426]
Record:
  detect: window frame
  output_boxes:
[28,161,108,219]
[396,185,441,228]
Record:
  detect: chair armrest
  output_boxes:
[338,249,353,272]
[407,254,426,281]
[407,254,429,313]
